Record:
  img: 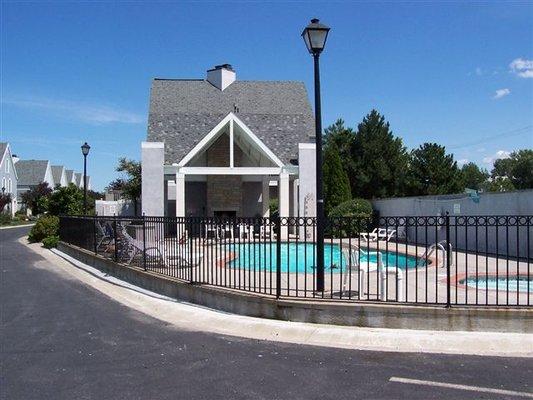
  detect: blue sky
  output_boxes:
[1,1,532,191]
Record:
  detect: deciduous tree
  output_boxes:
[21,182,52,215]
[491,150,533,190]
[107,158,141,215]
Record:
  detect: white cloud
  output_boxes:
[3,96,144,125]
[492,88,510,99]
[482,150,511,165]
[457,159,469,166]
[509,58,533,78]
[475,67,483,76]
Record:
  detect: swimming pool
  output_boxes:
[226,242,423,274]
[462,276,532,293]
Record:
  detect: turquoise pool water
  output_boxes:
[226,242,422,274]
[463,276,532,293]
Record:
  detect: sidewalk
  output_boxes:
[24,237,533,358]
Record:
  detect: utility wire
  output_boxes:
[448,125,532,150]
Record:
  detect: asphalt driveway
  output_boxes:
[1,226,531,400]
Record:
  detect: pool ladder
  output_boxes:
[420,240,453,267]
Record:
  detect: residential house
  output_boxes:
[0,142,19,216]
[15,160,54,211]
[51,165,68,187]
[141,64,317,230]
[74,173,82,188]
[81,175,92,191]
[65,169,77,186]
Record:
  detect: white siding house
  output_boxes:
[0,143,19,216]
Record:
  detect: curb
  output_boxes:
[0,223,35,230]
[25,240,533,357]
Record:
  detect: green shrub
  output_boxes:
[42,235,60,248]
[269,198,279,216]
[327,199,373,237]
[0,213,12,225]
[329,198,373,218]
[28,215,59,243]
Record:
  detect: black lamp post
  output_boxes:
[302,18,330,292]
[81,142,91,214]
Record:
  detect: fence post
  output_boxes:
[142,214,147,271]
[113,214,118,262]
[93,215,97,255]
[189,218,194,284]
[445,212,451,308]
[276,217,281,299]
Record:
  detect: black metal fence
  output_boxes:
[59,214,533,307]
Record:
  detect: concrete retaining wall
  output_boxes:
[58,242,533,333]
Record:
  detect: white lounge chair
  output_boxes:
[377,228,396,242]
[204,222,219,241]
[96,220,113,250]
[158,240,203,268]
[359,228,378,241]
[238,223,254,240]
[119,224,161,265]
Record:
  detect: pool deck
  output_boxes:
[190,238,532,306]
[103,236,532,307]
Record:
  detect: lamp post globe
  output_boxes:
[301,18,330,55]
[302,18,330,293]
[81,142,91,156]
[81,142,91,214]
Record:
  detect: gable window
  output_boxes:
[8,179,12,193]
[5,159,9,173]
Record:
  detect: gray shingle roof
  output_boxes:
[0,143,7,164]
[147,79,315,164]
[15,160,49,186]
[51,166,65,185]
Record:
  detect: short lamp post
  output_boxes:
[302,18,330,292]
[81,142,91,214]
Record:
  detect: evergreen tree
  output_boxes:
[324,119,354,164]
[323,143,352,215]
[324,119,355,194]
[351,110,408,198]
[407,143,462,195]
[460,162,489,191]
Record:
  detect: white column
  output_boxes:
[175,172,185,217]
[298,143,316,240]
[291,178,299,234]
[262,177,270,217]
[279,172,289,239]
[229,119,234,168]
[292,178,299,218]
[279,173,289,217]
[141,142,165,216]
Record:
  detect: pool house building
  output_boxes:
[141,64,317,229]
